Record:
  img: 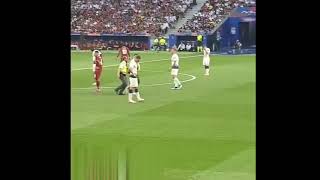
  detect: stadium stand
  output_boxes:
[178,0,255,34]
[71,0,195,36]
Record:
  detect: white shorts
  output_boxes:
[171,69,179,76]
[203,58,210,66]
[129,77,139,88]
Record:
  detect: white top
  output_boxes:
[129,59,138,76]
[92,50,102,57]
[178,43,185,50]
[203,48,211,58]
[171,53,179,68]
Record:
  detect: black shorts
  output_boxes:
[197,41,202,46]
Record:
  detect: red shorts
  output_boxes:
[94,70,102,80]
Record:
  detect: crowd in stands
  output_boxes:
[71,0,195,36]
[71,40,148,50]
[178,0,255,34]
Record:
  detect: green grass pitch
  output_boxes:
[71,51,256,180]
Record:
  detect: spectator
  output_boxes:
[234,39,242,53]
[178,0,255,34]
[215,31,222,52]
[193,0,197,5]
[177,41,186,51]
[71,0,195,36]
[153,38,159,51]
[159,37,167,51]
[186,42,192,52]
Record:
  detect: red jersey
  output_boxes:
[117,46,130,60]
[94,55,103,71]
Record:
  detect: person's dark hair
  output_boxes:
[135,55,141,59]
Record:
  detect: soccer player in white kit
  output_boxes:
[170,48,182,89]
[128,55,144,103]
[203,46,211,76]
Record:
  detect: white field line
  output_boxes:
[72,72,196,90]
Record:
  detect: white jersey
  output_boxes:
[92,50,102,57]
[171,53,179,68]
[203,48,211,66]
[129,59,138,76]
[203,48,210,59]
[92,50,102,72]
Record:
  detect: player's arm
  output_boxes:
[92,56,96,72]
[137,63,141,71]
[99,57,103,66]
[99,51,103,63]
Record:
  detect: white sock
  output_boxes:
[136,92,142,99]
[128,93,133,101]
[174,77,181,86]
[205,69,210,74]
[173,79,178,87]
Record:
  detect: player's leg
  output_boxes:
[174,69,182,88]
[115,74,122,94]
[92,73,96,86]
[95,70,102,92]
[171,70,182,89]
[92,71,97,86]
[174,76,182,89]
[115,74,126,95]
[118,75,128,95]
[134,87,144,102]
[128,78,136,103]
[131,78,143,101]
[204,59,210,75]
[204,65,210,75]
[171,70,178,89]
[128,88,136,103]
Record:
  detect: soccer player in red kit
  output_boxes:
[117,46,130,61]
[93,50,103,93]
[91,50,102,86]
